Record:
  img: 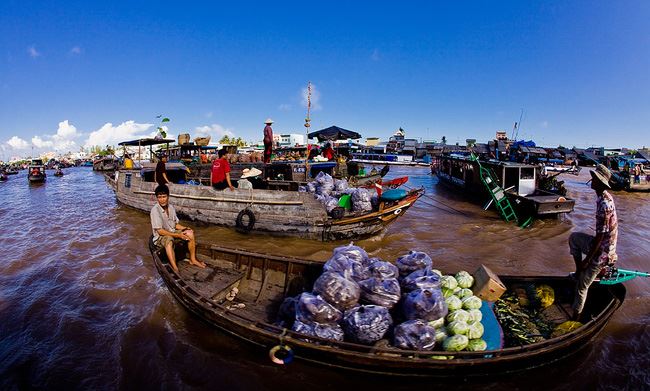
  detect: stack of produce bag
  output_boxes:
[350,188,372,212]
[293,292,345,341]
[281,245,488,352]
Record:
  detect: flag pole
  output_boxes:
[304,81,312,179]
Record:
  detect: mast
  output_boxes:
[304,81,312,176]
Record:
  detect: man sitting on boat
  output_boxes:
[568,164,618,320]
[150,184,206,274]
[322,142,334,161]
[237,167,262,190]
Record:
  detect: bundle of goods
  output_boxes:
[277,244,489,353]
[226,153,264,164]
[194,136,211,146]
[301,172,376,215]
[494,283,566,346]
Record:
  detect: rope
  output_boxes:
[402,184,470,217]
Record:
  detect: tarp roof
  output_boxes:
[308,126,361,141]
[118,138,176,146]
[636,149,650,161]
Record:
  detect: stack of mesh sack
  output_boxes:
[393,251,449,351]
[349,188,373,213]
[300,172,349,214]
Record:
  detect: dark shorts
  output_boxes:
[212,181,228,190]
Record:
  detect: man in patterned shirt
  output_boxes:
[568,164,618,320]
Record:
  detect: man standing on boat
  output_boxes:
[155,154,170,186]
[210,148,234,191]
[263,118,274,164]
[568,164,618,320]
[151,184,206,274]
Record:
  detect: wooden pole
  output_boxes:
[304,81,312,178]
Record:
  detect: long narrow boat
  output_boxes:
[108,165,422,241]
[149,241,625,377]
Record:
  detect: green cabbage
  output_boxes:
[446,309,470,323]
[447,320,469,336]
[462,295,483,310]
[457,288,474,299]
[468,309,483,323]
[446,295,462,311]
[434,327,448,343]
[441,275,458,290]
[443,334,469,351]
[467,321,484,339]
[428,317,445,329]
[467,338,487,351]
[455,271,474,289]
[442,287,455,298]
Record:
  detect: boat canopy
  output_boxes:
[308,126,361,142]
[118,138,176,146]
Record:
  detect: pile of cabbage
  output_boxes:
[299,172,376,213]
[277,244,488,353]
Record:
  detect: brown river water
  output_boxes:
[1,166,648,390]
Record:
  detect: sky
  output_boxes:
[1,1,649,159]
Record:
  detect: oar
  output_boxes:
[598,268,650,285]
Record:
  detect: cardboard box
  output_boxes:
[473,264,506,302]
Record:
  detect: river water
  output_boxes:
[0,166,648,390]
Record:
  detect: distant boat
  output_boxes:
[53,169,64,177]
[28,159,47,183]
[434,154,575,219]
[351,153,430,167]
[93,157,116,171]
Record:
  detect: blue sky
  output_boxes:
[1,1,649,158]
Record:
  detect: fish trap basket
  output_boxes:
[194,136,211,146]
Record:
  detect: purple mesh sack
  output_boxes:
[402,288,448,321]
[295,292,342,325]
[368,259,399,280]
[396,251,433,277]
[393,320,437,350]
[358,277,401,309]
[292,319,344,342]
[313,272,361,311]
[342,305,393,345]
[401,268,441,292]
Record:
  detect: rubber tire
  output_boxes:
[236,209,256,232]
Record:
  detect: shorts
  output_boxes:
[154,232,184,249]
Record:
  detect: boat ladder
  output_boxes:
[470,153,519,224]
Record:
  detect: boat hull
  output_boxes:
[150,242,625,377]
[109,171,421,241]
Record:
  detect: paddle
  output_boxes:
[598,268,650,285]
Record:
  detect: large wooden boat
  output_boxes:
[434,154,575,218]
[107,164,422,241]
[149,241,625,377]
[27,159,46,183]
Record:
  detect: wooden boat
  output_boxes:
[107,163,422,241]
[609,169,650,192]
[149,241,625,377]
[434,154,575,218]
[93,157,116,171]
[28,159,46,183]
[0,173,7,181]
[53,169,64,177]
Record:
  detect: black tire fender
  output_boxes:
[236,208,256,232]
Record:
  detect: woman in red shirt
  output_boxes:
[210,149,234,190]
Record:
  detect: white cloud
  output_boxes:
[84,121,154,148]
[301,84,322,111]
[278,103,291,111]
[28,46,40,58]
[194,123,234,142]
[31,136,54,148]
[6,136,29,149]
[371,49,380,61]
[70,46,82,55]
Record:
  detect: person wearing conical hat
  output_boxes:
[263,118,274,164]
[568,164,618,320]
